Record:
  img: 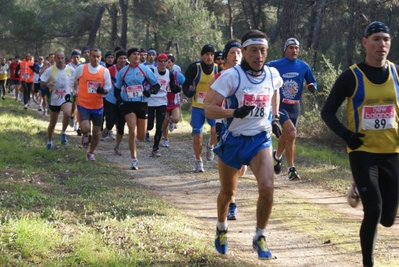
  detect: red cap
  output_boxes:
[157,53,168,61]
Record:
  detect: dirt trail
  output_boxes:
[36,103,399,267]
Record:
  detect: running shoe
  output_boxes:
[288,167,301,181]
[23,104,28,110]
[253,235,272,260]
[131,158,139,170]
[76,127,82,136]
[227,203,237,220]
[108,131,116,140]
[2,95,5,100]
[81,135,89,148]
[46,143,52,151]
[346,185,360,208]
[206,140,214,161]
[38,105,42,111]
[145,132,151,142]
[195,160,204,173]
[273,150,282,174]
[168,116,175,132]
[60,133,68,145]
[215,227,228,254]
[87,153,96,161]
[162,139,169,147]
[152,149,161,157]
[100,131,105,141]
[114,146,122,156]
[69,117,75,128]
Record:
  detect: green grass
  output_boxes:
[0,100,247,266]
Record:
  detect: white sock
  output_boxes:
[217,221,228,231]
[254,227,265,241]
[274,153,282,161]
[288,166,295,172]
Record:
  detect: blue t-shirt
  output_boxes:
[267,57,317,106]
[115,64,159,102]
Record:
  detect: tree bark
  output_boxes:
[119,0,128,50]
[108,3,119,49]
[87,5,105,47]
[227,0,233,39]
[312,0,327,69]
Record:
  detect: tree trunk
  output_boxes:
[345,1,356,69]
[227,0,233,39]
[108,3,119,49]
[305,1,317,50]
[280,0,299,54]
[87,5,105,47]
[119,0,128,50]
[312,0,327,69]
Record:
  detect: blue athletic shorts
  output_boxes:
[213,131,272,169]
[279,103,300,127]
[191,107,215,134]
[77,105,104,126]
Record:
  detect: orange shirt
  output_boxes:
[19,60,34,83]
[77,64,105,109]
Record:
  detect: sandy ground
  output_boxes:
[29,100,399,267]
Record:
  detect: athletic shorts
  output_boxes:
[34,83,40,93]
[191,106,215,135]
[279,103,300,127]
[120,101,148,119]
[77,105,104,126]
[40,86,50,98]
[214,131,272,169]
[166,104,179,112]
[49,95,72,112]
[9,79,20,85]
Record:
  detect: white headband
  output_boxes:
[242,38,268,48]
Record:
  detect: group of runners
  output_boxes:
[2,24,398,266]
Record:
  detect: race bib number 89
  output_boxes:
[362,105,395,130]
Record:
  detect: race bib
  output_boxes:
[362,105,395,130]
[197,91,207,104]
[54,88,66,99]
[126,85,143,98]
[22,72,30,79]
[243,94,270,118]
[0,68,6,74]
[87,81,102,94]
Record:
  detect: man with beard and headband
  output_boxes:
[205,30,283,259]
[321,21,399,267]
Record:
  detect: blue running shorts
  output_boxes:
[191,106,215,134]
[213,131,272,169]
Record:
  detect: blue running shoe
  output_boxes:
[227,203,237,220]
[215,228,228,254]
[145,132,151,142]
[61,133,68,145]
[46,143,52,150]
[253,235,272,259]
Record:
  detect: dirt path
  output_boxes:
[38,104,399,267]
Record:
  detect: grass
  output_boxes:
[0,99,248,266]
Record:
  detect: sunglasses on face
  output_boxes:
[215,58,223,61]
[158,60,167,63]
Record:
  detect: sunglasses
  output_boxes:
[215,58,223,61]
[158,60,167,63]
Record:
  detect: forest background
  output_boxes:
[1,0,397,145]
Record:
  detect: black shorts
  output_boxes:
[121,102,148,119]
[34,83,40,93]
[9,79,20,85]
[279,103,300,127]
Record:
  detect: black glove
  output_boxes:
[272,119,282,138]
[307,83,316,93]
[116,97,123,108]
[143,90,151,98]
[342,130,365,150]
[150,86,159,95]
[233,105,255,118]
[96,86,106,94]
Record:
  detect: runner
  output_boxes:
[147,53,177,156]
[183,44,221,172]
[161,54,186,148]
[40,50,75,150]
[321,21,399,267]
[139,48,147,64]
[103,49,127,156]
[67,50,82,132]
[267,38,317,180]
[32,56,44,110]
[16,53,35,109]
[0,58,9,100]
[73,48,112,161]
[9,56,21,101]
[114,46,160,170]
[205,29,283,259]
